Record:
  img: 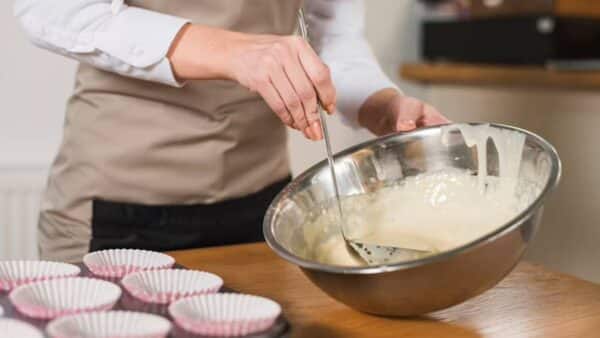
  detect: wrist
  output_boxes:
[358,88,401,134]
[167,24,241,81]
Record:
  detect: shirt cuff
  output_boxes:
[93,6,189,86]
[134,57,186,87]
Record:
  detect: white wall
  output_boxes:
[1,2,74,169]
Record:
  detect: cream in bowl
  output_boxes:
[303,124,540,266]
[264,123,560,316]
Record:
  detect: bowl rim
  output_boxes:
[263,122,562,275]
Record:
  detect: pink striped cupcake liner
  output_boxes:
[47,310,172,338]
[84,249,175,278]
[9,277,121,320]
[0,318,43,338]
[169,293,281,337]
[0,261,80,291]
[122,269,223,304]
[120,291,170,317]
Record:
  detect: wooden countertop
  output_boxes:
[169,243,600,338]
[400,62,600,90]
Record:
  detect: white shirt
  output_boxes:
[13,0,397,126]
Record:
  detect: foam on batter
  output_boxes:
[303,124,539,266]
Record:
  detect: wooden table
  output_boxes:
[170,243,600,338]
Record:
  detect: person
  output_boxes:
[14,0,449,262]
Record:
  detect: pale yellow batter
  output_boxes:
[303,124,540,266]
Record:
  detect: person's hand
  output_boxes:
[168,24,336,141]
[226,34,337,141]
[358,88,449,136]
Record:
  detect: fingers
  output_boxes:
[281,57,319,123]
[394,96,425,132]
[296,39,337,114]
[310,120,322,140]
[280,53,322,140]
[391,96,450,133]
[270,37,330,141]
[241,36,335,141]
[254,77,295,128]
[269,64,310,130]
[422,104,450,126]
[303,126,314,139]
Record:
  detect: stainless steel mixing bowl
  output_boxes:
[263,123,561,316]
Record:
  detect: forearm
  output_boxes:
[15,0,247,86]
[167,24,243,81]
[167,22,336,141]
[14,0,189,86]
[15,0,338,141]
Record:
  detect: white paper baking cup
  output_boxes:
[0,261,80,291]
[122,269,223,304]
[120,291,170,317]
[47,310,172,338]
[0,304,3,317]
[169,293,281,336]
[9,277,122,319]
[84,249,175,278]
[0,318,43,338]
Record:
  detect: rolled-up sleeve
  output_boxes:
[305,0,399,127]
[14,0,189,86]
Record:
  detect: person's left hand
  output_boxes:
[358,88,449,136]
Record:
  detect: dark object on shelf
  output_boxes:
[422,16,600,65]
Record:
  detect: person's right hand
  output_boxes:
[168,24,337,141]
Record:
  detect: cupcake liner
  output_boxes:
[0,304,3,317]
[120,291,170,317]
[169,293,281,337]
[122,269,223,304]
[0,318,43,338]
[84,250,175,278]
[47,310,172,338]
[9,277,122,319]
[0,261,80,291]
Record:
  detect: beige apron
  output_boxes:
[39,0,301,262]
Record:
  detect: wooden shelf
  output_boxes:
[400,62,600,90]
[556,0,600,18]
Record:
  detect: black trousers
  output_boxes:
[89,177,290,253]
